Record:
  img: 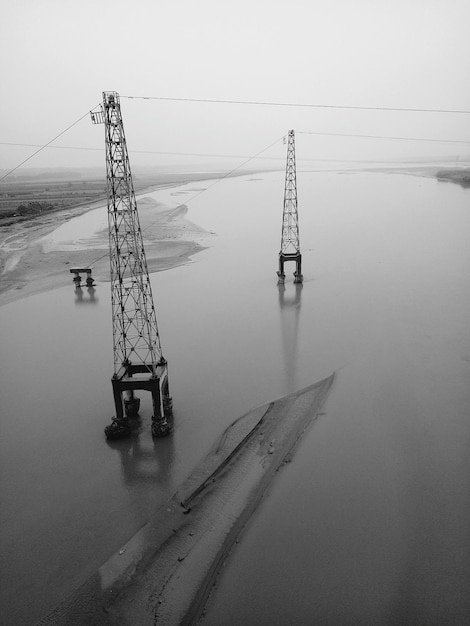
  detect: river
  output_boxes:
[0,169,469,624]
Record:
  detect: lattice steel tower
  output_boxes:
[277,130,303,284]
[91,91,172,439]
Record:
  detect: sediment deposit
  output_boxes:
[39,375,335,625]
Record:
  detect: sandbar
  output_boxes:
[39,374,334,625]
[0,190,210,307]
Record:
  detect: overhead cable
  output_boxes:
[86,134,287,268]
[0,142,285,160]
[121,95,470,115]
[296,131,470,144]
[155,135,286,210]
[2,120,469,169]
[0,108,99,182]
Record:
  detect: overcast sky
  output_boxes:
[1,0,469,173]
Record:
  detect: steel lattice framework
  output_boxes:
[277,130,303,283]
[91,91,171,438]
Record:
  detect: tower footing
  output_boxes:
[104,419,131,440]
[104,360,172,440]
[278,252,303,284]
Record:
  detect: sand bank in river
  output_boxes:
[0,190,211,307]
[39,374,335,625]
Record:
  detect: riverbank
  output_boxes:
[0,168,280,306]
[39,375,335,625]
[0,183,212,306]
[435,167,470,187]
[365,164,470,187]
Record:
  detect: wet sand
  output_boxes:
[0,191,209,307]
[39,375,335,625]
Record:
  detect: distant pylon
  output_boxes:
[91,91,172,439]
[277,130,303,284]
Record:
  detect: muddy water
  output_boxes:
[1,171,469,624]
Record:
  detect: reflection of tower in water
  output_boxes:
[107,428,175,488]
[74,287,98,305]
[278,283,303,394]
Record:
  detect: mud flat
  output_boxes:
[0,168,269,306]
[39,374,335,625]
[0,197,209,306]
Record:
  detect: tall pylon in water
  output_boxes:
[91,91,172,439]
[277,130,303,284]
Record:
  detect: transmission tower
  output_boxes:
[91,91,172,439]
[277,130,303,284]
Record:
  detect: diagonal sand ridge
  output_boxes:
[39,374,335,625]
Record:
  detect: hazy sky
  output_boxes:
[1,0,469,172]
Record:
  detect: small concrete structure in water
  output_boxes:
[70,267,95,289]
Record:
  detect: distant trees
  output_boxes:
[15,201,56,216]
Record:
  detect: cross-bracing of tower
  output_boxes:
[277,129,303,284]
[91,91,172,440]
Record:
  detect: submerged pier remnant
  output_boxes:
[70,267,94,288]
[91,92,172,440]
[277,129,303,284]
[39,375,335,625]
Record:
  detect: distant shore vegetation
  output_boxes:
[0,169,260,226]
[0,176,106,226]
[0,166,468,227]
[436,168,470,188]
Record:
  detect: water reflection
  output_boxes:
[278,283,303,392]
[106,426,175,488]
[278,281,303,309]
[74,286,99,304]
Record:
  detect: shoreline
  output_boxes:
[0,168,276,307]
[364,164,470,186]
[0,181,213,307]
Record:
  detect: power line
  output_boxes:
[297,131,470,145]
[121,95,470,115]
[0,142,284,161]
[1,97,469,181]
[0,108,99,182]
[86,135,286,268]
[145,136,286,217]
[0,141,397,166]
[2,121,469,170]
[0,142,101,152]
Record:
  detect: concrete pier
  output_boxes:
[277,251,303,284]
